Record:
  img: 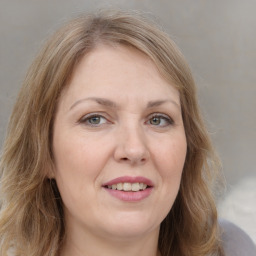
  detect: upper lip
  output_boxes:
[102,176,154,187]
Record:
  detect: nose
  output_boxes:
[113,124,150,165]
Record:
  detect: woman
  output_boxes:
[0,10,255,256]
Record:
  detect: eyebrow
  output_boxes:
[70,97,117,110]
[69,97,180,111]
[147,99,180,109]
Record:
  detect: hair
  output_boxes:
[0,10,224,256]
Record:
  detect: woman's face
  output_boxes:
[52,45,187,241]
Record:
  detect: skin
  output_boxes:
[52,45,187,256]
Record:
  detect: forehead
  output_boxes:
[60,44,180,108]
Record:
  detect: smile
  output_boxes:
[102,176,154,201]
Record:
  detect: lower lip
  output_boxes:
[104,187,153,202]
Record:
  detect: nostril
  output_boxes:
[120,157,129,161]
[119,157,147,165]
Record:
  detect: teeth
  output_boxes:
[123,183,131,191]
[117,183,123,190]
[107,182,148,191]
[132,183,140,191]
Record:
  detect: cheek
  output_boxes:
[146,135,186,224]
[52,132,115,209]
[155,135,187,176]
[154,134,187,203]
[52,136,107,216]
[53,132,110,178]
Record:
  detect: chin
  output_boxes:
[98,211,161,239]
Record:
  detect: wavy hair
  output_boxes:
[0,10,223,256]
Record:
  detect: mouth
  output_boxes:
[102,176,153,201]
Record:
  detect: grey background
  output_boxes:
[0,0,256,239]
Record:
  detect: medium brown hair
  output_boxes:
[0,10,223,256]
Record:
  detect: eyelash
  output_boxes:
[78,113,109,127]
[146,113,174,127]
[78,113,174,128]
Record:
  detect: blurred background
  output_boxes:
[0,0,255,243]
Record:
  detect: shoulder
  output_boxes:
[219,219,256,256]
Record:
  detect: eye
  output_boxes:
[147,114,174,127]
[79,113,109,127]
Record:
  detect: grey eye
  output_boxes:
[88,116,101,124]
[150,117,161,125]
[79,114,108,126]
[147,114,174,127]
